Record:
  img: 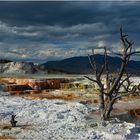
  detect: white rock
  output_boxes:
[1,62,36,74]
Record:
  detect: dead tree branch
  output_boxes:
[85,27,140,120]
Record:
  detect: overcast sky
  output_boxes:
[0,1,140,63]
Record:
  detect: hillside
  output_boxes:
[42,55,140,74]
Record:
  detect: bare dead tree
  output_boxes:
[85,27,140,120]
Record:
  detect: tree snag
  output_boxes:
[85,27,140,120]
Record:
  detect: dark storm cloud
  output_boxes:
[0,1,140,63]
[0,1,138,27]
[0,1,94,26]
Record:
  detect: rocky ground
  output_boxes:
[0,91,139,140]
[0,75,140,139]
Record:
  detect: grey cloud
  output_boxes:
[0,1,139,27]
[0,21,109,42]
[0,1,140,63]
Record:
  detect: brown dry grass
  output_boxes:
[0,123,16,139]
[10,90,52,96]
[0,135,16,140]
[120,95,140,102]
[112,108,127,113]
[22,90,99,105]
[24,92,77,101]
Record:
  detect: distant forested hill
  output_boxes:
[42,55,140,75]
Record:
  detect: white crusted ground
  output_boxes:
[0,91,139,140]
